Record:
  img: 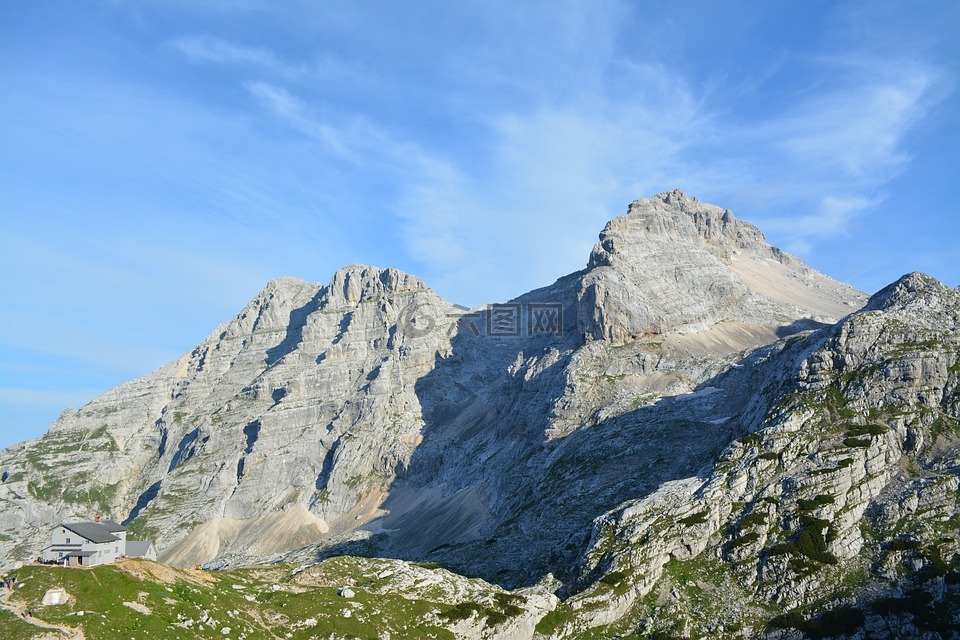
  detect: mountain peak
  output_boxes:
[654,187,695,207]
[589,191,773,269]
[578,193,863,344]
[864,271,951,313]
[323,264,427,307]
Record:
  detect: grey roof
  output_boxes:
[125,541,154,557]
[59,522,121,544]
[99,520,126,532]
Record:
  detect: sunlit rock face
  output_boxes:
[577,189,862,344]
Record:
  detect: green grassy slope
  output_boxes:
[3,557,539,640]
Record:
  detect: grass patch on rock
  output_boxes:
[769,517,838,567]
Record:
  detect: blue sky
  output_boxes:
[1,0,958,450]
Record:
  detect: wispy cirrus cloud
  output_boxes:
[171,34,361,83]
[760,195,884,254]
[243,79,475,282]
[394,50,948,299]
[736,57,949,252]
[244,80,416,167]
[172,2,955,302]
[172,34,306,78]
[770,62,941,177]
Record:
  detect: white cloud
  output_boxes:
[390,58,714,302]
[171,34,306,79]
[760,194,883,254]
[177,3,954,301]
[171,34,362,84]
[244,81,356,157]
[737,58,948,253]
[771,64,937,177]
[811,195,880,235]
[244,80,307,118]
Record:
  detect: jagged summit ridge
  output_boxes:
[577,190,866,345]
[588,189,773,269]
[323,264,427,307]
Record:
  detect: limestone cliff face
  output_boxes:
[0,265,458,565]
[576,190,863,344]
[1,192,955,639]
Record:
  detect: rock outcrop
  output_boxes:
[577,190,862,344]
[560,272,959,638]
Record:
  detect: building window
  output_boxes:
[66,537,71,543]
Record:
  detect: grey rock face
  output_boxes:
[561,272,959,637]
[0,191,954,639]
[576,190,864,344]
[0,264,458,566]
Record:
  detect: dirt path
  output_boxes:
[0,586,85,640]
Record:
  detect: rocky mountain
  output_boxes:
[2,190,957,638]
